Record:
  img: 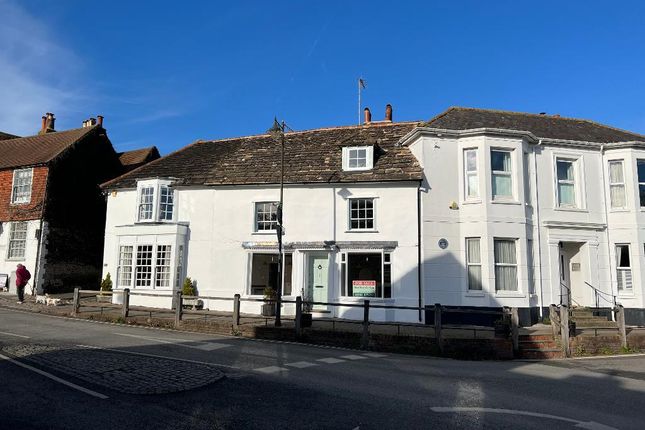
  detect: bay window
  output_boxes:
[136,180,175,222]
[466,238,482,291]
[491,150,513,199]
[608,160,626,209]
[494,239,518,292]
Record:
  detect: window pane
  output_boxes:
[557,160,574,181]
[638,160,645,182]
[159,186,174,220]
[491,151,511,172]
[640,184,645,207]
[466,238,481,264]
[609,161,624,183]
[155,245,172,288]
[495,266,518,291]
[610,185,626,208]
[467,173,479,198]
[283,254,293,296]
[466,150,477,171]
[616,245,630,267]
[492,174,512,197]
[494,240,516,264]
[558,183,575,205]
[468,265,482,291]
[251,253,279,295]
[135,245,153,287]
[347,253,382,297]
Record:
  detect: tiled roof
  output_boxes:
[103,122,423,189]
[118,146,161,172]
[0,126,99,170]
[424,107,645,143]
[0,131,19,141]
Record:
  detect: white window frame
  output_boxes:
[136,179,175,223]
[608,159,627,209]
[342,146,374,171]
[493,238,518,292]
[116,245,133,288]
[491,149,514,200]
[7,221,28,260]
[254,201,279,232]
[11,168,33,205]
[616,244,632,293]
[464,149,479,200]
[340,250,392,299]
[121,243,176,290]
[465,238,482,291]
[348,198,376,231]
[637,159,645,207]
[555,158,578,208]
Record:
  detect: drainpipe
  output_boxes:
[600,144,617,315]
[417,184,423,322]
[533,140,545,318]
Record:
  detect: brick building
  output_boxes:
[0,113,159,294]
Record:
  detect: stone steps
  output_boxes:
[517,334,563,359]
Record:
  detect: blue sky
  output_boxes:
[1,1,645,154]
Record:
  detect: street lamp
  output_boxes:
[268,118,286,327]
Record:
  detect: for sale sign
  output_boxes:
[353,280,376,297]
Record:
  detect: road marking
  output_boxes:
[114,332,231,351]
[362,352,387,358]
[255,366,289,374]
[0,330,30,339]
[341,354,368,360]
[317,357,346,364]
[0,353,108,400]
[430,407,617,430]
[285,361,318,369]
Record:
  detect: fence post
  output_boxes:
[549,304,559,339]
[560,304,571,358]
[233,294,240,331]
[434,303,443,354]
[616,305,627,349]
[361,300,370,350]
[295,296,302,339]
[121,288,130,319]
[72,287,80,316]
[510,307,520,357]
[174,291,183,328]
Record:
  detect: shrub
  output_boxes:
[182,277,195,296]
[100,273,113,292]
[263,287,276,301]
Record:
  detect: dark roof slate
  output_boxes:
[0,126,99,170]
[0,131,19,141]
[425,107,645,143]
[103,122,423,189]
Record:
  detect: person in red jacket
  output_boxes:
[15,264,31,304]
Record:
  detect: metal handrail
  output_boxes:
[584,282,617,308]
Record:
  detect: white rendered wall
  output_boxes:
[103,182,421,322]
[0,219,42,294]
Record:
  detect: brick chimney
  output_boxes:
[39,112,56,134]
[364,107,372,124]
[385,104,392,122]
[97,115,104,127]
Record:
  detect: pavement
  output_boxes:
[1,306,645,429]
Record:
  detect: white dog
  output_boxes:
[35,295,47,304]
[35,294,62,306]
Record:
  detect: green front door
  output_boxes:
[307,253,329,311]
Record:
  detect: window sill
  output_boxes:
[609,208,630,213]
[494,292,525,298]
[461,199,482,205]
[9,202,31,206]
[339,296,394,302]
[6,258,25,262]
[553,207,588,213]
[252,231,278,235]
[490,199,521,205]
[345,229,379,233]
[465,291,486,297]
[617,293,635,298]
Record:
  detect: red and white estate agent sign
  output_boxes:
[352,280,376,297]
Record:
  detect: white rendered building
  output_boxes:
[101,107,645,325]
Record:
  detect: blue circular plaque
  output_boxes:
[438,238,448,249]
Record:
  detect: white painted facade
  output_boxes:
[102,182,421,322]
[0,219,44,294]
[405,128,645,324]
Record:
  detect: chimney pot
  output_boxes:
[364,107,372,124]
[385,104,393,122]
[40,116,47,133]
[97,115,104,127]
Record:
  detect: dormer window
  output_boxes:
[136,179,175,222]
[342,146,374,171]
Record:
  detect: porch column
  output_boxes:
[546,239,561,305]
[586,241,601,305]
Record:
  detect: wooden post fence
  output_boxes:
[233,294,241,331]
[560,304,571,358]
[361,300,370,350]
[616,304,627,349]
[174,291,183,328]
[549,304,559,339]
[295,296,302,339]
[434,303,443,354]
[121,288,130,319]
[72,287,80,316]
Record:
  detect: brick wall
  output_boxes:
[0,166,48,222]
